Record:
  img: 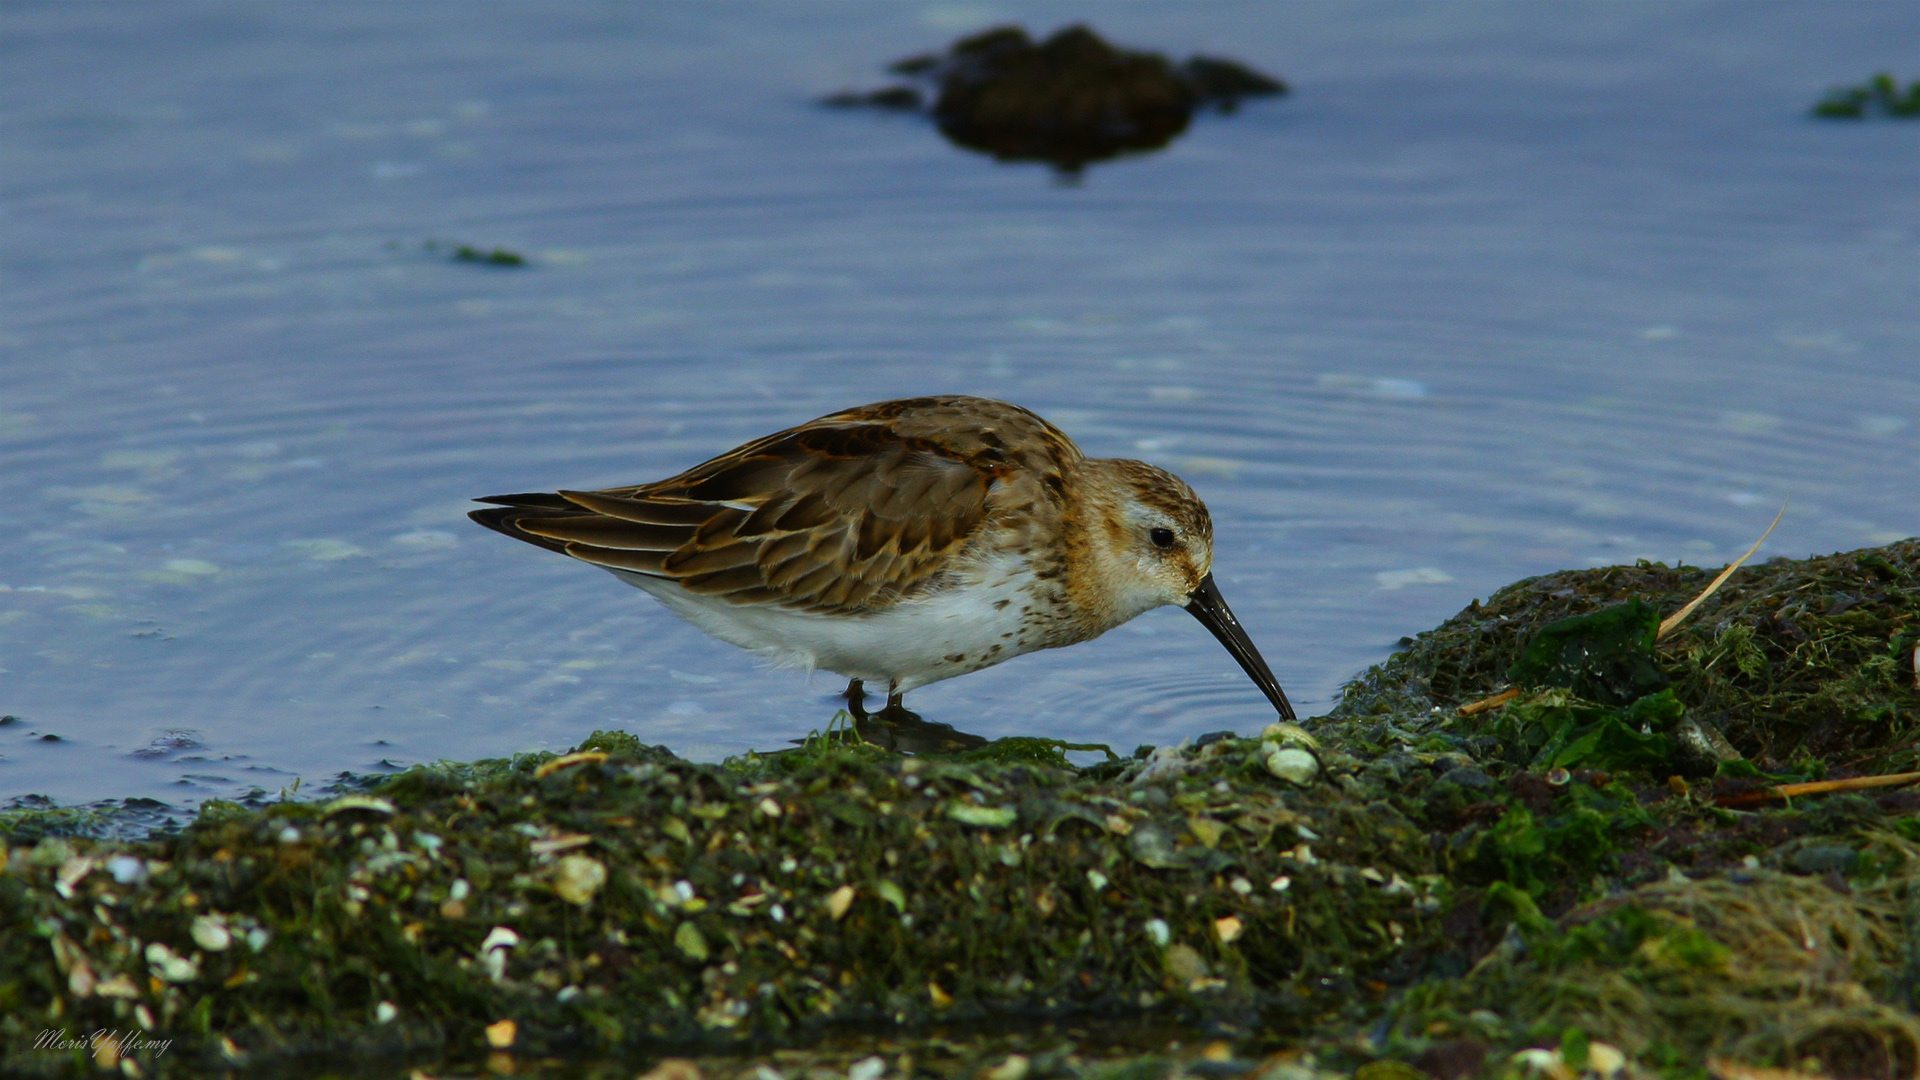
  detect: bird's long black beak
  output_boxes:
[1184,573,1296,721]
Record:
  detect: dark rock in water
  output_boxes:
[1181,55,1287,110]
[826,24,1286,173]
[888,52,944,77]
[930,25,1196,170]
[819,85,924,111]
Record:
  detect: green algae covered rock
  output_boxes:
[0,728,1443,1076]
[1505,598,1667,707]
[4,540,1920,1078]
[1336,538,1920,774]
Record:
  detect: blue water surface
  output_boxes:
[2,1,1918,806]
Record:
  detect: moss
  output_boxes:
[0,800,124,844]
[1484,689,1680,773]
[0,727,1448,1076]
[0,796,181,844]
[1386,846,1920,1077]
[1459,781,1656,902]
[1506,599,1667,706]
[1333,540,1920,772]
[6,542,1920,1077]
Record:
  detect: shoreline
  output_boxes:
[4,540,1918,1079]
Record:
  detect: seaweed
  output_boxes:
[0,727,1447,1076]
[1387,848,1920,1077]
[420,239,529,267]
[1335,540,1920,772]
[451,245,527,267]
[1814,73,1920,119]
[1486,689,1679,773]
[1507,599,1666,707]
[6,541,1920,1077]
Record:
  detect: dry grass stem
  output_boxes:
[1457,687,1521,716]
[1714,769,1920,807]
[1657,499,1789,640]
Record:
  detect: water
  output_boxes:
[3,2,1918,807]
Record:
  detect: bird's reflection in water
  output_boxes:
[837,682,990,754]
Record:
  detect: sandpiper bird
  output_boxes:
[470,396,1295,720]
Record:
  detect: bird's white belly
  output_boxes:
[606,558,1044,691]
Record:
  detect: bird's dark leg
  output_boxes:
[844,678,869,719]
[877,683,921,721]
[845,682,981,753]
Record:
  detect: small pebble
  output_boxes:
[551,854,606,906]
[105,854,148,885]
[982,1055,1029,1080]
[639,1059,702,1080]
[1265,747,1318,785]
[190,914,231,952]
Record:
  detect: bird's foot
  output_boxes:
[843,678,871,719]
[833,680,988,753]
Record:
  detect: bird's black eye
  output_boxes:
[1149,527,1176,550]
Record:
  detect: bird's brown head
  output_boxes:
[1071,457,1295,721]
[1073,458,1215,625]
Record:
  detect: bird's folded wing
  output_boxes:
[493,422,994,614]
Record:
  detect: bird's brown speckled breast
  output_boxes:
[842,397,1092,644]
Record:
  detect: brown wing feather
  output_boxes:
[471,396,1083,615]
[564,545,671,575]
[515,516,692,551]
[551,490,714,526]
